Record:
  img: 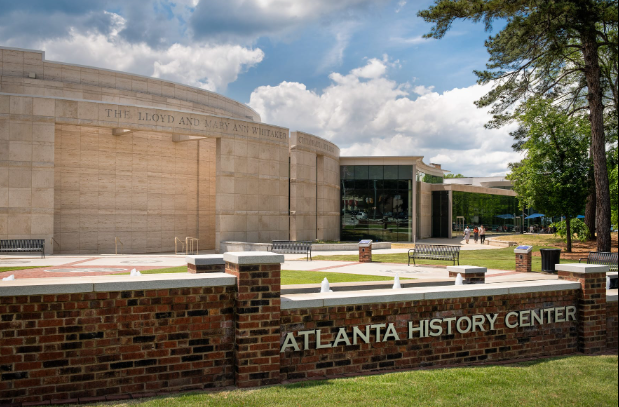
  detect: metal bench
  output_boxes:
[0,239,45,259]
[269,240,312,261]
[578,252,618,272]
[408,243,460,266]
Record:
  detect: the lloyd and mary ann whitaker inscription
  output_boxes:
[281,306,576,352]
[297,134,336,154]
[104,109,287,140]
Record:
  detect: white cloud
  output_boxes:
[317,23,357,72]
[249,57,519,176]
[37,13,264,92]
[390,35,429,45]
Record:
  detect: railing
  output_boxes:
[185,237,199,255]
[115,237,123,255]
[51,237,61,253]
[175,237,186,255]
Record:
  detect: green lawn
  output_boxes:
[313,245,559,272]
[118,267,407,285]
[0,266,49,273]
[64,355,617,407]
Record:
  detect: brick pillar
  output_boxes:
[447,266,486,284]
[359,242,372,262]
[187,254,225,273]
[557,263,608,354]
[514,246,532,272]
[224,252,284,388]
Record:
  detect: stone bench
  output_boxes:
[186,254,225,273]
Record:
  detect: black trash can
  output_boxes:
[540,249,561,272]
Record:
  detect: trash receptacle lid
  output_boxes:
[359,239,373,247]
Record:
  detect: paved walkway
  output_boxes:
[0,240,555,285]
[0,253,191,278]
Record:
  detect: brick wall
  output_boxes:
[0,261,617,406]
[0,286,235,404]
[607,300,618,349]
[280,290,579,381]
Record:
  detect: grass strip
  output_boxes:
[0,266,49,273]
[117,267,409,285]
[313,245,559,272]
[69,354,617,407]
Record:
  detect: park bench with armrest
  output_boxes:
[578,252,618,273]
[0,239,45,259]
[269,240,312,261]
[408,244,460,266]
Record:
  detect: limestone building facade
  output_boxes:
[0,46,516,253]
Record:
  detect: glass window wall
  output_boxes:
[452,191,520,233]
[341,165,412,242]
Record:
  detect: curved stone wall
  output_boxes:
[0,47,260,122]
[0,46,291,254]
[289,131,340,241]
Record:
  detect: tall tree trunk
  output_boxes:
[581,33,611,252]
[585,160,596,240]
[566,217,572,253]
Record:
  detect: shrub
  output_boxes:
[551,218,590,243]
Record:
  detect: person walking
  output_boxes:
[473,226,479,243]
[479,225,486,244]
[464,226,470,244]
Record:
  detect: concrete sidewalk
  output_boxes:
[0,241,554,285]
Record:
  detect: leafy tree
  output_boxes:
[552,218,591,243]
[418,0,618,252]
[506,99,590,252]
[445,173,466,178]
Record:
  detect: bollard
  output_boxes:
[359,239,373,263]
[514,245,533,273]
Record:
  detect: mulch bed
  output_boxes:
[531,233,618,260]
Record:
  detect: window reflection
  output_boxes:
[341,165,412,242]
[452,191,520,232]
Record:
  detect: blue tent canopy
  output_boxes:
[495,214,514,219]
[525,213,545,219]
[576,215,585,219]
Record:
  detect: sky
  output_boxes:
[0,0,521,176]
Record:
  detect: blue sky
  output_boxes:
[0,0,519,176]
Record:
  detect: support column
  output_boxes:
[224,252,284,387]
[557,263,608,354]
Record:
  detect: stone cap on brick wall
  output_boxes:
[223,251,284,264]
[556,263,610,274]
[281,280,581,309]
[186,254,225,265]
[447,266,487,274]
[608,289,618,302]
[0,273,236,296]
